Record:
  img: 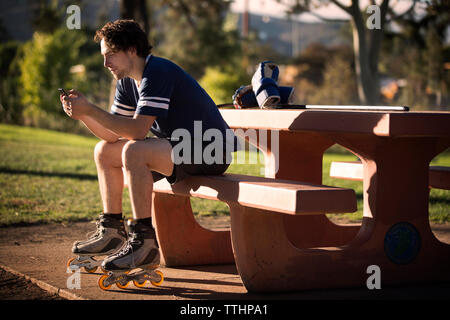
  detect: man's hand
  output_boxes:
[60,89,155,140]
[61,89,91,120]
[60,92,72,117]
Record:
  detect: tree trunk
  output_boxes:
[120,0,150,34]
[349,0,389,105]
[351,15,373,105]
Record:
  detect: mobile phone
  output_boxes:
[58,88,68,96]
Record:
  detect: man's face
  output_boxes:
[100,39,132,80]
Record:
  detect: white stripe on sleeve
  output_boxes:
[113,101,136,110]
[141,96,170,102]
[111,104,136,116]
[137,100,169,109]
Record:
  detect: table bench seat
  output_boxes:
[330,161,450,190]
[148,173,357,267]
[154,173,357,215]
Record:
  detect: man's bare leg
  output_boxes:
[100,138,173,273]
[121,138,174,220]
[69,139,130,269]
[94,139,129,214]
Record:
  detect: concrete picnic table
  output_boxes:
[220,108,450,292]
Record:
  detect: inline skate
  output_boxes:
[98,219,163,290]
[67,214,127,273]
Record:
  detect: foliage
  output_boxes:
[289,43,358,105]
[199,65,251,105]
[15,25,111,133]
[151,0,242,79]
[0,41,24,123]
[278,0,450,108]
[315,54,359,104]
[0,0,111,132]
[281,0,450,109]
[378,1,450,109]
[279,0,390,104]
[19,28,86,117]
[31,0,63,34]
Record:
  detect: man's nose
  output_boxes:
[104,56,110,68]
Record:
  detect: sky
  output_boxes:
[230,0,425,23]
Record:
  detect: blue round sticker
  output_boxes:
[384,222,421,265]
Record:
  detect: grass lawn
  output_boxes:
[0,123,449,226]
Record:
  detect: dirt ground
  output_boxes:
[0,216,449,300]
[0,267,64,300]
[0,215,230,300]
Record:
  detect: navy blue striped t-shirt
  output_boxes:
[110,55,238,152]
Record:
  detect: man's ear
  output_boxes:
[127,47,137,57]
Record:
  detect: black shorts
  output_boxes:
[151,138,231,185]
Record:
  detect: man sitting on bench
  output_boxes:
[61,19,238,277]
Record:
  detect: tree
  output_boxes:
[0,41,24,123]
[31,0,62,34]
[289,43,358,105]
[120,0,150,35]
[379,0,450,108]
[199,66,250,104]
[151,0,241,78]
[19,29,87,121]
[278,0,420,105]
[425,27,443,106]
[319,53,359,104]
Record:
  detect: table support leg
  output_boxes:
[229,204,450,293]
[283,215,360,248]
[152,193,234,267]
[263,131,361,249]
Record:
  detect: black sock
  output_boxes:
[136,217,152,227]
[103,213,123,220]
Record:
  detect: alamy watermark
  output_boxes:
[170,121,279,176]
[366,5,381,30]
[64,3,381,32]
[66,267,81,290]
[65,263,383,291]
[66,5,81,30]
[366,265,381,290]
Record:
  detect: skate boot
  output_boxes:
[67,214,127,273]
[98,219,163,290]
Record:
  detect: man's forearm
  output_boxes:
[82,103,151,140]
[80,116,121,142]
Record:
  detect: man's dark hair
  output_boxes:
[94,19,152,58]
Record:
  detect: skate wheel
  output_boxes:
[98,274,112,291]
[151,270,164,286]
[84,266,98,273]
[66,257,77,272]
[133,279,147,288]
[116,281,130,289]
[66,257,75,267]
[66,257,75,266]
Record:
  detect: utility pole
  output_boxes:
[242,0,249,37]
[292,15,300,57]
[242,0,249,71]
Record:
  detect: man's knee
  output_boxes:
[122,139,172,172]
[122,140,146,169]
[94,140,122,166]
